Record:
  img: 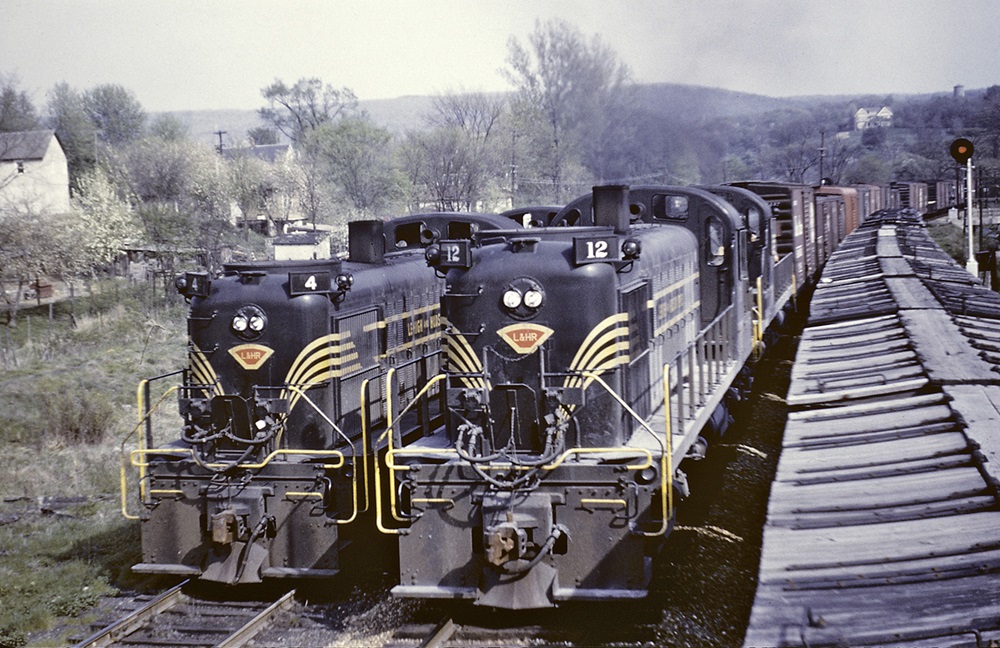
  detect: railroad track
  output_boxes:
[74,580,296,648]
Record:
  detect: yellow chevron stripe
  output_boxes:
[445,333,482,374]
[566,313,629,373]
[285,338,355,387]
[578,343,631,389]
[568,325,630,380]
[444,332,486,390]
[565,339,631,390]
[190,345,222,396]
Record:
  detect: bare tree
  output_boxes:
[258,78,357,143]
[427,91,506,144]
[503,19,633,202]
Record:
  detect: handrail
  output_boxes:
[381,367,668,535]
[130,447,345,471]
[285,384,358,525]
[373,372,449,534]
[120,383,181,520]
[580,370,670,537]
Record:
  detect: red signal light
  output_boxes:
[950,138,974,163]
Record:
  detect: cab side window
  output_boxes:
[652,194,689,221]
[706,217,726,267]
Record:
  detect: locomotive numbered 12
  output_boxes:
[382,184,808,607]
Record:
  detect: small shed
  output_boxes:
[273,231,332,261]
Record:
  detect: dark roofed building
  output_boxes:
[0,130,71,213]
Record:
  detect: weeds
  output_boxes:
[0,277,187,644]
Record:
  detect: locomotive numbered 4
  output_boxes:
[123,212,515,584]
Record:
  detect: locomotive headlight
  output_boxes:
[231,305,267,339]
[503,289,523,309]
[523,289,543,309]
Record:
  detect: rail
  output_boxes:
[121,383,347,521]
[74,581,188,647]
[377,367,673,536]
[75,583,296,648]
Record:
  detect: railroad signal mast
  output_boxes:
[950,138,977,276]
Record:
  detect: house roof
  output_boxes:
[0,130,57,162]
[274,231,329,246]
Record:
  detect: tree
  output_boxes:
[226,145,276,234]
[148,113,190,141]
[258,78,357,143]
[305,116,403,217]
[760,110,822,183]
[428,91,506,144]
[503,19,633,201]
[0,203,43,325]
[102,134,235,272]
[82,84,146,146]
[0,73,39,132]
[404,91,509,210]
[247,126,280,146]
[45,82,97,184]
[401,127,485,211]
[72,166,138,269]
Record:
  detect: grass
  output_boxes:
[0,279,187,646]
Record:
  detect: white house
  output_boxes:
[854,107,893,130]
[0,130,71,214]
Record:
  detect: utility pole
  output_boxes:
[818,130,825,185]
[214,129,227,155]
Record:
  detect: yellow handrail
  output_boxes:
[359,378,372,513]
[580,370,670,537]
[285,384,358,525]
[373,372,449,533]
[130,447,345,471]
[120,383,180,520]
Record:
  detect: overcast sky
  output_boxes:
[2,0,998,113]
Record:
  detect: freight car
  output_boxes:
[122,212,516,584]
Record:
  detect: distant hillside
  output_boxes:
[158,83,954,149]
[635,83,794,119]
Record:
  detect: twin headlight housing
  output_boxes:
[502,287,544,310]
[231,305,267,339]
[501,278,545,317]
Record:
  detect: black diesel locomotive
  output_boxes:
[383,184,807,607]
[123,212,515,584]
[121,176,892,604]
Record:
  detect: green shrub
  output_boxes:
[35,377,117,445]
